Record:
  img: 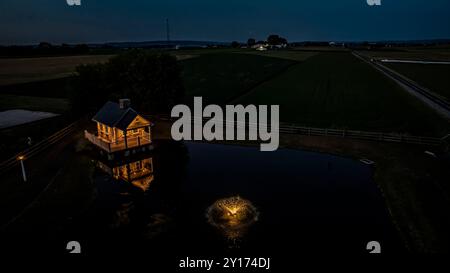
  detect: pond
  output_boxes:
[63,141,402,257]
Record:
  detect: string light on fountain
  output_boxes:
[206,196,259,239]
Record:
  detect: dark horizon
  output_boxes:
[1,0,450,46]
[3,38,450,48]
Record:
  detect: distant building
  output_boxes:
[254,44,268,51]
[85,99,153,156]
[253,43,287,51]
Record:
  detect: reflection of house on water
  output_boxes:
[98,156,154,191]
[84,99,158,191]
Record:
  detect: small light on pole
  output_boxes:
[17,155,27,182]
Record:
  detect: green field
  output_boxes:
[238,52,449,136]
[236,50,318,61]
[358,49,450,62]
[1,50,448,136]
[181,52,297,104]
[386,63,450,100]
[0,55,113,86]
[0,77,73,98]
[0,94,70,113]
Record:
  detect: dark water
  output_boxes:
[1,141,401,260]
[59,141,401,258]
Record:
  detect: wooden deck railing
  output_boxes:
[84,130,151,153]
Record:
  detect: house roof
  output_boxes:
[92,101,142,131]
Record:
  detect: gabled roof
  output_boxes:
[92,101,140,131]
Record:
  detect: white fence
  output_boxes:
[144,114,445,146]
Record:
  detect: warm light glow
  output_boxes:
[17,155,25,161]
[206,196,259,240]
[225,206,240,216]
[131,175,154,192]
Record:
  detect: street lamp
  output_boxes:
[17,155,27,182]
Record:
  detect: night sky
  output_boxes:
[1,0,450,45]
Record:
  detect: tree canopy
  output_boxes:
[71,50,185,114]
[267,35,288,46]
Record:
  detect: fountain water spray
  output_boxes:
[206,196,259,240]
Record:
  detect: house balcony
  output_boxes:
[85,130,152,153]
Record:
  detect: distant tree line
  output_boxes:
[71,50,185,115]
[266,35,288,46]
[0,42,92,57]
[231,34,289,48]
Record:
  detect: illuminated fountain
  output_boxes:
[206,196,259,240]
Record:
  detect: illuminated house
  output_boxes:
[85,99,152,154]
[98,157,154,191]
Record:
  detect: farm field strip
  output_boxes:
[380,59,450,65]
[358,49,450,62]
[236,50,318,61]
[363,59,450,120]
[181,52,297,105]
[0,94,70,113]
[384,62,450,101]
[0,55,113,86]
[1,49,449,137]
[236,52,450,136]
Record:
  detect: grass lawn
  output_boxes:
[0,94,70,113]
[0,131,95,234]
[0,77,73,98]
[0,115,70,161]
[238,52,450,136]
[280,134,450,253]
[4,153,96,235]
[385,63,450,101]
[181,52,297,105]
